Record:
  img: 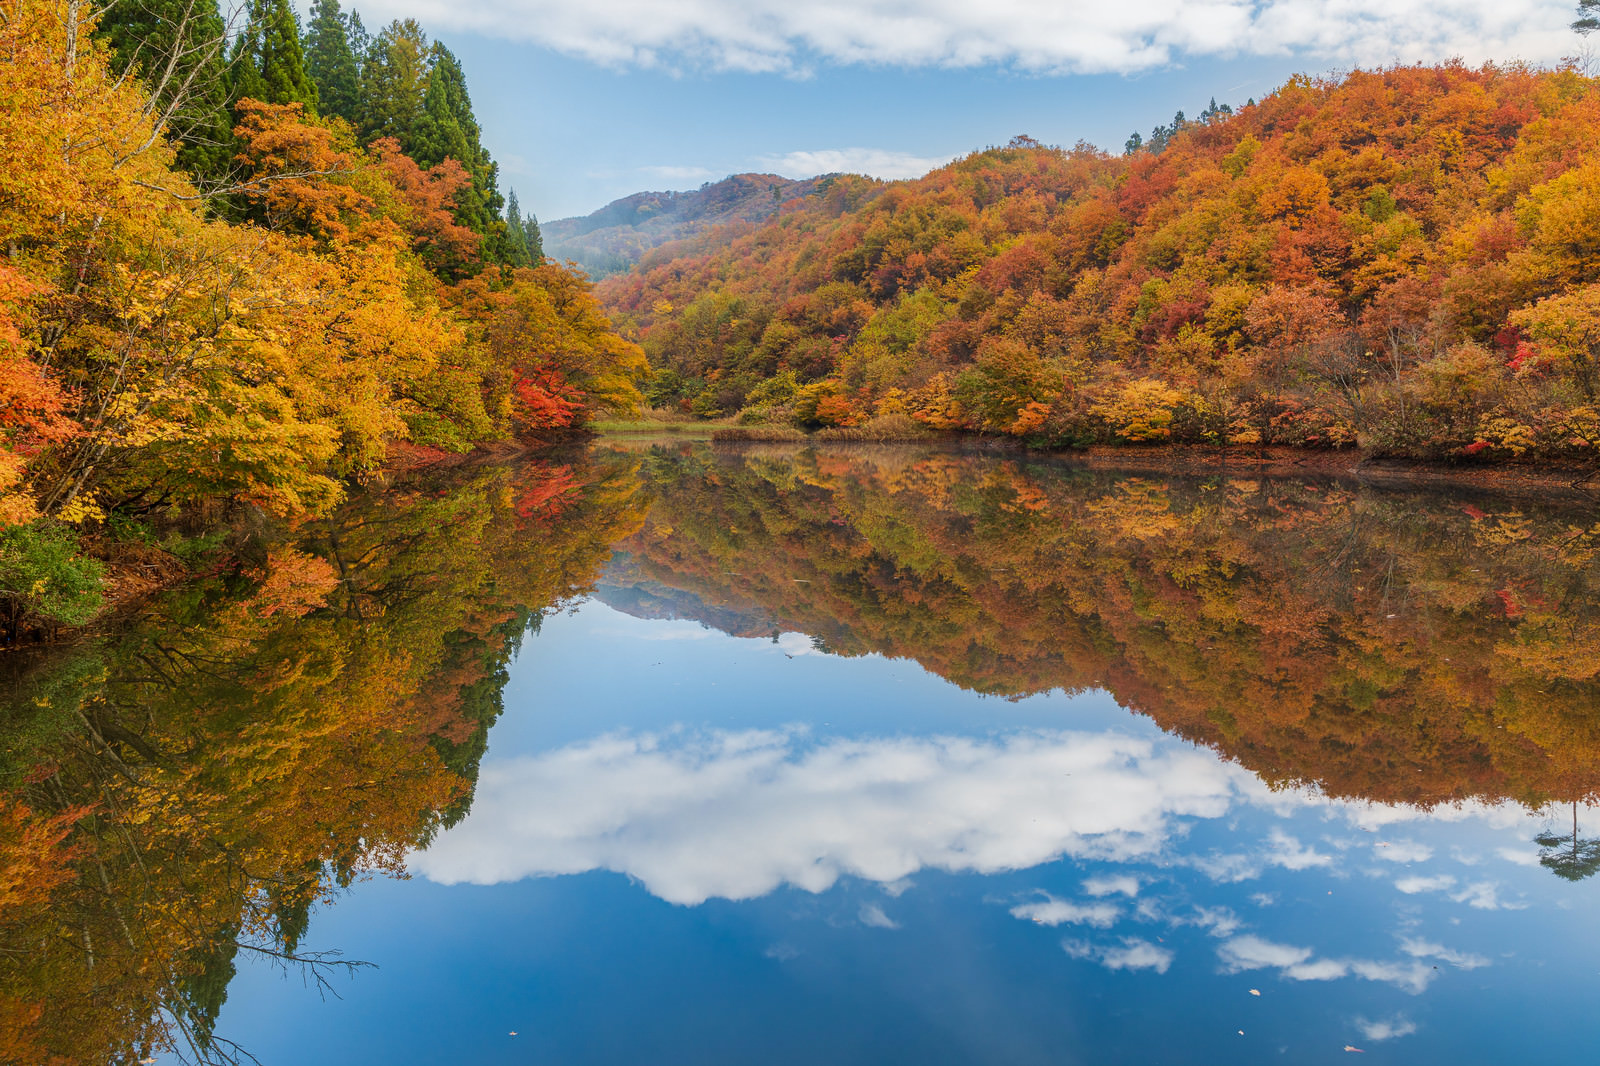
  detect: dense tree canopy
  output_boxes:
[602,65,1600,465]
[0,2,642,637]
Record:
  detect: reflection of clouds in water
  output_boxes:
[858,903,900,929]
[415,727,1250,903]
[1355,1015,1418,1042]
[1083,874,1140,898]
[1011,894,1121,929]
[418,725,1547,921]
[1184,831,1333,883]
[1396,874,1457,894]
[1400,939,1488,970]
[1374,840,1434,863]
[1063,937,1174,974]
[1215,935,1441,994]
[1496,847,1540,867]
[1451,881,1527,911]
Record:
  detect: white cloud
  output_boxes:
[1101,939,1175,973]
[1374,840,1434,864]
[1451,881,1528,911]
[353,1,1579,75]
[1187,829,1332,883]
[1188,852,1262,883]
[1011,895,1122,928]
[639,165,718,183]
[1188,906,1243,938]
[1496,847,1541,867]
[414,726,1248,904]
[758,148,950,181]
[1265,829,1334,871]
[1083,874,1141,898]
[859,902,901,928]
[1215,935,1450,994]
[1217,935,1313,972]
[1395,874,1457,895]
[1064,937,1174,973]
[1355,1015,1418,1042]
[1400,938,1489,970]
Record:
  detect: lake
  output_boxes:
[3,442,1599,1065]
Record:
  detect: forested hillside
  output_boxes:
[545,173,830,278]
[600,65,1600,463]
[0,1,645,642]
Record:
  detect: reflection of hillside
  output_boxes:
[614,444,1600,810]
[0,455,647,1064]
[598,569,777,633]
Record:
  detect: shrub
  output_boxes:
[0,522,105,641]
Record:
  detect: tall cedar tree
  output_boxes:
[358,18,429,146]
[506,190,544,265]
[415,45,508,255]
[93,0,234,181]
[230,0,318,111]
[303,0,361,125]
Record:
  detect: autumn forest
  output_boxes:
[6,1,1600,1063]
[1,0,644,643]
[606,64,1600,459]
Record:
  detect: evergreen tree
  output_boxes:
[359,19,431,146]
[414,57,475,174]
[1578,0,1600,35]
[505,190,531,267]
[229,0,317,111]
[347,10,372,63]
[94,0,234,181]
[412,45,513,260]
[524,210,544,263]
[255,0,318,110]
[227,17,268,107]
[304,0,361,124]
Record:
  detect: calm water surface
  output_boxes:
[4,443,1599,1064]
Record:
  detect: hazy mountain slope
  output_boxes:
[544,173,834,278]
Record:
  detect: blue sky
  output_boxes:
[329,1,1586,221]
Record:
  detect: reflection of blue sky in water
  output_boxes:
[217,599,1600,1065]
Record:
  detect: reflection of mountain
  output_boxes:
[594,553,775,638]
[0,456,647,1064]
[545,173,833,278]
[610,444,1600,809]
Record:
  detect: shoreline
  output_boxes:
[8,437,1594,655]
[702,433,1600,495]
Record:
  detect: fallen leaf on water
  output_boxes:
[1237,1030,1245,1036]
[509,1031,518,1036]
[1344,1046,1365,1053]
[1249,989,1261,996]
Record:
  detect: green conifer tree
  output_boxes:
[504,190,532,268]
[523,210,544,263]
[254,0,318,110]
[95,0,235,181]
[229,0,316,111]
[1578,0,1600,34]
[358,19,431,146]
[228,17,268,107]
[304,0,361,124]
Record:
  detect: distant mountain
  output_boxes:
[544,173,832,279]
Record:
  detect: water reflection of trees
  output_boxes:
[615,444,1600,812]
[0,455,646,1065]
